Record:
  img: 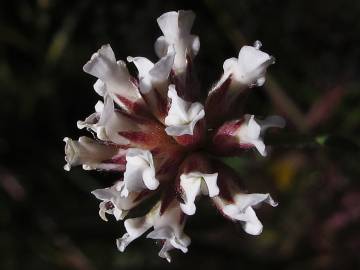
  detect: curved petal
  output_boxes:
[222,193,278,235]
[83,44,142,110]
[164,85,204,136]
[63,136,120,171]
[121,148,159,197]
[179,172,219,215]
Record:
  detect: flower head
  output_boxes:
[64,10,284,262]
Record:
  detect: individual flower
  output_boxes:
[164,85,205,138]
[92,181,150,221]
[211,162,278,235]
[176,153,219,215]
[222,40,274,87]
[155,10,200,73]
[63,136,125,171]
[64,10,284,262]
[127,51,175,122]
[116,198,190,262]
[83,44,145,113]
[213,114,285,156]
[206,41,275,127]
[120,148,159,197]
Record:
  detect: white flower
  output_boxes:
[120,148,159,197]
[63,136,123,171]
[235,114,285,156]
[155,10,200,73]
[92,181,148,221]
[116,200,190,262]
[127,51,175,94]
[164,85,205,136]
[83,44,142,108]
[218,193,278,235]
[77,95,140,145]
[222,40,274,87]
[179,172,219,215]
[65,9,284,262]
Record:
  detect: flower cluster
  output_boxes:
[64,10,285,262]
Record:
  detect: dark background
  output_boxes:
[1,0,359,269]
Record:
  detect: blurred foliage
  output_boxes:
[0,0,359,269]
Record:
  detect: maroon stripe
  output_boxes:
[118,131,152,145]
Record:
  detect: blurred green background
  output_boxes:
[1,0,359,269]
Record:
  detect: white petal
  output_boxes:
[180,172,219,215]
[99,207,108,222]
[116,233,136,252]
[78,96,140,145]
[236,115,267,156]
[63,136,118,171]
[83,44,139,102]
[142,167,160,190]
[239,207,264,235]
[190,35,200,57]
[149,51,175,82]
[93,79,106,96]
[154,36,170,58]
[178,10,196,35]
[125,216,153,237]
[201,173,219,197]
[83,44,118,80]
[127,56,154,77]
[147,227,190,255]
[122,148,159,196]
[223,42,274,87]
[222,193,277,235]
[252,139,267,157]
[179,174,202,215]
[92,181,146,222]
[158,241,173,262]
[165,85,204,136]
[128,52,175,94]
[156,10,199,72]
[153,200,183,233]
[247,115,262,139]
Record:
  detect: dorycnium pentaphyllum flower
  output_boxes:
[64,10,285,262]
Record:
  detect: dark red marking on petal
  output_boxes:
[205,76,232,127]
[160,187,176,216]
[157,159,181,175]
[153,88,168,117]
[212,162,241,203]
[211,118,255,156]
[130,76,139,88]
[174,119,206,148]
[118,131,152,145]
[105,201,115,210]
[206,75,232,107]
[215,119,245,137]
[133,190,151,203]
[116,95,147,115]
[109,155,126,164]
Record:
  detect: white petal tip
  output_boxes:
[253,40,262,49]
[180,203,196,215]
[99,213,108,222]
[120,188,129,198]
[126,56,134,62]
[244,223,263,235]
[116,236,129,252]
